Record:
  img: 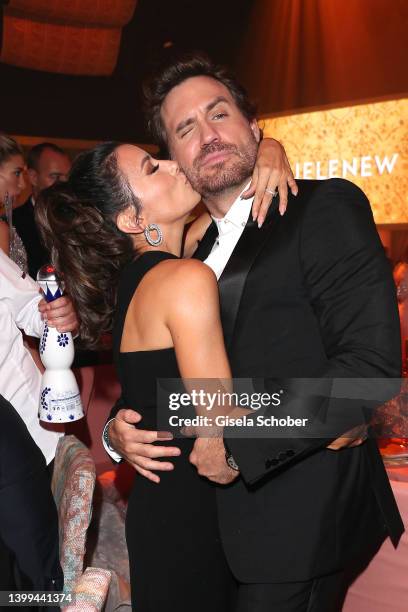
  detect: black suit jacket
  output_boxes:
[194,178,403,582]
[0,395,63,591]
[13,197,49,279]
[109,178,403,583]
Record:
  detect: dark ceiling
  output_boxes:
[0,0,253,143]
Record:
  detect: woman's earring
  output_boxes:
[3,192,13,224]
[144,223,163,246]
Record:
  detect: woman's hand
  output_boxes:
[242,138,298,226]
[38,295,79,333]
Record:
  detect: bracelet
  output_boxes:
[103,418,116,452]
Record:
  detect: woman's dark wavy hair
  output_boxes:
[143,52,257,156]
[35,141,141,349]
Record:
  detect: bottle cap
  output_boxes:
[37,264,64,302]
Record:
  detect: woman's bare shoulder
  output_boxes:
[164,256,214,274]
[148,258,216,306]
[155,257,217,289]
[134,256,216,295]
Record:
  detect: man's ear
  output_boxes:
[116,207,144,235]
[250,118,261,143]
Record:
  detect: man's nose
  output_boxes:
[199,121,219,147]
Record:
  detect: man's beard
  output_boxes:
[183,135,258,197]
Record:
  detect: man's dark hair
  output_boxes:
[27,142,68,171]
[144,52,257,154]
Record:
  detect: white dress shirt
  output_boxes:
[204,191,253,278]
[0,249,62,464]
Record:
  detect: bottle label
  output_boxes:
[40,388,83,422]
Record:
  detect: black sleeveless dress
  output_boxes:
[113,251,236,611]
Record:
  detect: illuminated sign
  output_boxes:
[261,98,407,224]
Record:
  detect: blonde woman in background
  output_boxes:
[0,133,28,273]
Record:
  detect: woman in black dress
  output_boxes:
[35,141,290,611]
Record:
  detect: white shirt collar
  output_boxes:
[211,182,253,236]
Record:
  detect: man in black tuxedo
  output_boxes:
[105,55,403,610]
[13,143,71,279]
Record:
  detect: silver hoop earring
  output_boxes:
[144,223,163,246]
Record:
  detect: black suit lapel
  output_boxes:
[218,207,279,348]
[192,220,218,261]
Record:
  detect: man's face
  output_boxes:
[29,149,71,196]
[161,76,260,197]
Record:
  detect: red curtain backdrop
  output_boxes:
[238,0,408,115]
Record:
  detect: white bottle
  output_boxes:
[37,265,84,422]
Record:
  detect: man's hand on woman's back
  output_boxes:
[108,409,181,483]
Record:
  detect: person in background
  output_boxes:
[0,133,28,273]
[13,142,71,279]
[0,247,78,465]
[394,260,408,370]
[0,232,77,603]
[0,394,63,601]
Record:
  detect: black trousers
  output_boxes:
[0,395,63,597]
[0,534,14,591]
[235,571,345,612]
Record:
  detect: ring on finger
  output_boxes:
[265,188,278,197]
